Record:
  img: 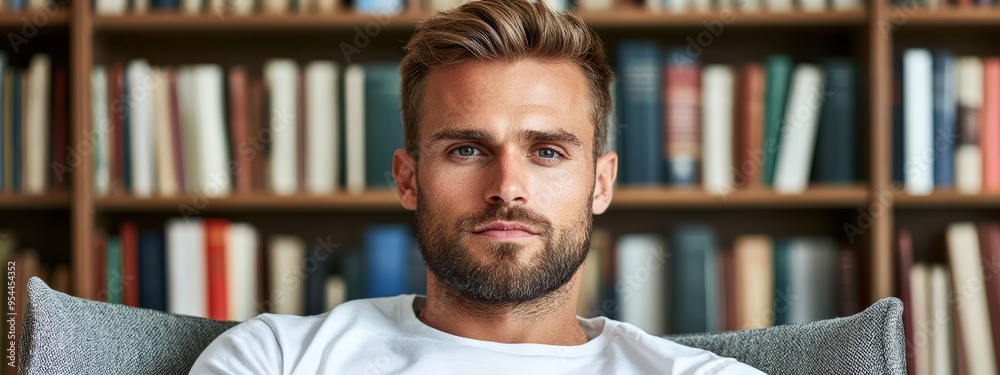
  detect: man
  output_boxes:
[191,0,763,373]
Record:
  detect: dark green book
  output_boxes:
[107,235,122,304]
[363,63,404,189]
[773,238,791,325]
[762,55,793,187]
[670,224,719,334]
[812,59,858,184]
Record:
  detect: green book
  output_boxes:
[364,63,404,188]
[813,59,858,184]
[106,235,122,304]
[762,55,793,187]
[773,238,791,325]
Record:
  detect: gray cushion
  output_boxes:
[21,277,905,374]
[664,297,906,374]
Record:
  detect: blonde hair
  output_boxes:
[400,0,614,160]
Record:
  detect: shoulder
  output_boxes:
[601,319,766,375]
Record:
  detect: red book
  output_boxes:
[120,221,139,307]
[205,219,229,320]
[837,249,860,317]
[228,67,252,194]
[663,53,700,186]
[977,222,1000,364]
[108,63,125,196]
[896,230,915,374]
[166,68,186,193]
[93,231,107,301]
[50,66,68,191]
[983,59,1000,191]
[737,63,765,189]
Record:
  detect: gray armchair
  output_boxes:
[19,277,906,374]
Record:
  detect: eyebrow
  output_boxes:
[428,128,584,148]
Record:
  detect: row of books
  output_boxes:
[90,60,403,197]
[578,228,860,335]
[0,229,70,375]
[891,0,991,8]
[95,0,384,15]
[0,0,62,11]
[93,219,425,321]
[897,223,1000,375]
[894,50,1000,195]
[616,42,858,194]
[0,53,70,195]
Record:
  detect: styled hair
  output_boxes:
[400,0,614,161]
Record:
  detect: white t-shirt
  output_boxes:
[190,294,764,374]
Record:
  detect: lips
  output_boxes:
[472,221,540,239]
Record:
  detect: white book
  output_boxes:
[176,67,201,193]
[193,65,232,197]
[831,0,861,10]
[766,0,793,12]
[264,59,299,196]
[926,0,940,9]
[315,0,337,13]
[786,238,838,324]
[226,223,259,321]
[928,265,953,375]
[232,0,256,14]
[647,0,662,12]
[166,219,207,318]
[909,263,931,375]
[799,0,825,12]
[542,0,567,11]
[577,0,614,11]
[24,54,50,195]
[269,235,306,315]
[427,0,455,11]
[956,57,983,195]
[774,64,824,194]
[133,0,149,13]
[734,235,773,330]
[691,0,711,12]
[305,61,339,195]
[183,0,201,14]
[152,68,179,196]
[737,0,762,12]
[903,49,934,196]
[345,64,366,195]
[263,0,287,13]
[96,0,127,14]
[947,222,998,375]
[665,0,689,13]
[615,234,667,335]
[126,60,156,197]
[325,275,346,311]
[91,67,111,197]
[701,65,734,196]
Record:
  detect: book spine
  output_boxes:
[933,52,956,188]
[664,49,700,187]
[617,41,663,185]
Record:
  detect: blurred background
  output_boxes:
[0,0,998,373]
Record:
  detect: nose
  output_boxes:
[484,149,529,206]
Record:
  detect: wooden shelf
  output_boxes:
[577,9,866,27]
[0,192,71,210]
[611,185,869,209]
[0,8,70,28]
[94,190,405,212]
[894,191,1000,208]
[891,7,1000,26]
[92,9,865,32]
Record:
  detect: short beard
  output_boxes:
[415,191,592,305]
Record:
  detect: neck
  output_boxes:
[416,268,588,346]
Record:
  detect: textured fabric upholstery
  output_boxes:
[664,297,906,374]
[21,277,906,374]
[20,277,239,374]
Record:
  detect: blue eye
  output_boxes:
[538,148,558,158]
[454,146,477,157]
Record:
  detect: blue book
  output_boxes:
[617,41,663,185]
[892,57,905,185]
[933,51,956,188]
[107,235,122,305]
[670,224,718,334]
[364,63,404,189]
[138,231,167,311]
[7,0,24,11]
[11,70,21,192]
[354,0,403,13]
[772,239,791,325]
[152,0,180,10]
[364,225,412,298]
[341,246,365,301]
[762,55,793,187]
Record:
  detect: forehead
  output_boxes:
[418,59,593,145]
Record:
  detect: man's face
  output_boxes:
[396,59,613,304]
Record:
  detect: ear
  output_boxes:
[393,149,418,211]
[592,151,618,215]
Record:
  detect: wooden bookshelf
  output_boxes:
[3,0,993,310]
